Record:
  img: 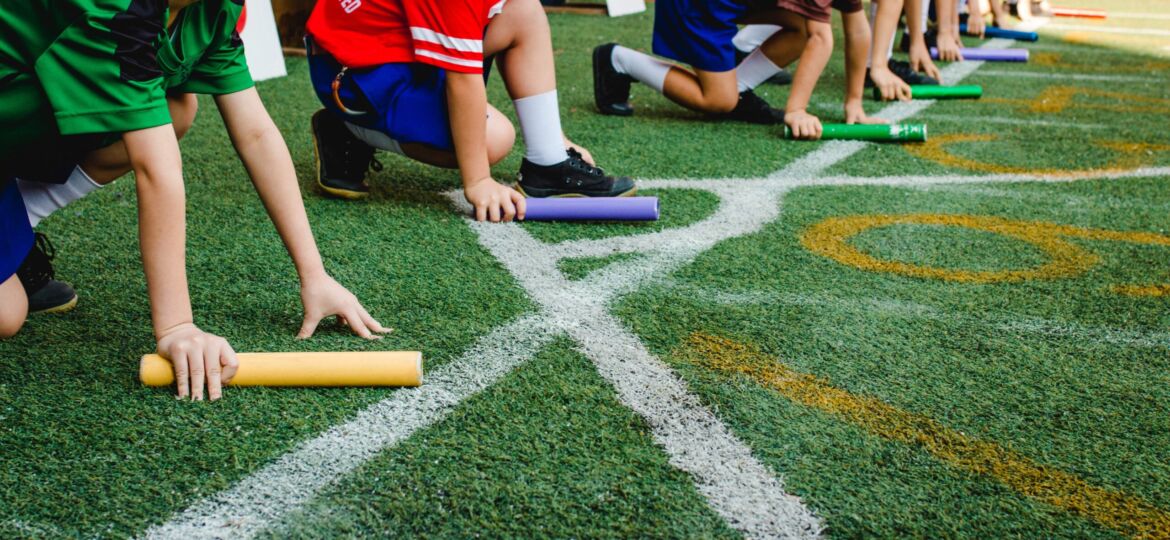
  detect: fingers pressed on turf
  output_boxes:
[513,192,527,221]
[359,308,391,334]
[206,343,223,401]
[190,350,206,401]
[298,313,323,340]
[345,309,376,339]
[174,350,190,400]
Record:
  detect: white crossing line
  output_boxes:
[974,69,1164,83]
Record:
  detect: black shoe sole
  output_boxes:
[593,45,634,117]
[517,184,638,199]
[311,111,370,200]
[30,294,77,315]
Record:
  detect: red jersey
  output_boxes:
[307,0,505,73]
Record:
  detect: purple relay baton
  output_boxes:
[523,197,659,221]
[930,47,1029,62]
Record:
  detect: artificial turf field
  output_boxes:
[3,1,1170,537]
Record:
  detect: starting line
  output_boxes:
[133,21,1143,540]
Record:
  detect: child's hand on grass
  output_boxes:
[845,101,890,125]
[869,68,912,102]
[936,32,964,62]
[297,275,391,340]
[465,177,527,222]
[785,109,823,140]
[909,42,943,81]
[157,323,239,401]
[967,13,987,38]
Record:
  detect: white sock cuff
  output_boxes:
[611,45,671,93]
[513,90,569,166]
[736,49,782,93]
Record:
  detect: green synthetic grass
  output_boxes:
[3,1,1170,537]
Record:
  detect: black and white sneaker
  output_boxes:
[311,109,381,200]
[720,90,786,125]
[17,233,77,314]
[517,149,636,198]
[865,59,940,88]
[593,43,635,116]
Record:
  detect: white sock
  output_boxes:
[732,24,781,53]
[344,122,405,155]
[921,0,930,29]
[17,166,102,227]
[512,91,569,166]
[736,49,782,92]
[610,45,671,94]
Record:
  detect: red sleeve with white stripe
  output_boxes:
[402,0,487,73]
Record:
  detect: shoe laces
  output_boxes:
[338,135,379,181]
[566,149,604,177]
[17,233,56,292]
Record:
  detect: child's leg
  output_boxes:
[18,93,198,227]
[483,0,571,167]
[0,274,27,339]
[0,181,34,338]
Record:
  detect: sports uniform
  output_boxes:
[305,0,504,151]
[0,0,171,285]
[652,0,862,73]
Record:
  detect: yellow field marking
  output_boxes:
[1113,284,1170,298]
[1062,31,1093,44]
[1032,53,1170,73]
[680,333,1170,539]
[799,214,1170,291]
[984,86,1170,115]
[904,134,1170,176]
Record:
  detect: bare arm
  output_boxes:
[935,0,965,61]
[124,125,238,400]
[785,19,834,139]
[905,0,943,78]
[214,88,388,339]
[446,71,525,222]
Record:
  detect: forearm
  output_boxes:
[843,13,872,104]
[216,90,326,283]
[446,72,491,186]
[786,24,833,112]
[124,126,193,338]
[936,0,958,38]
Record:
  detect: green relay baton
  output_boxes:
[784,123,928,142]
[873,84,983,101]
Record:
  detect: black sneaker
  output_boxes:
[734,49,793,85]
[311,109,380,200]
[593,43,634,116]
[720,90,786,125]
[517,149,636,198]
[887,59,939,85]
[17,233,78,314]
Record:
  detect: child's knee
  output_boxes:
[0,277,28,339]
[168,93,199,140]
[487,118,516,165]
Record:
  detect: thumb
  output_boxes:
[298,312,323,339]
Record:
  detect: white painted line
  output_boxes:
[917,113,1107,129]
[1046,23,1170,37]
[141,315,560,539]
[974,69,1162,83]
[145,18,1060,540]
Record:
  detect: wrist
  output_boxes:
[156,321,196,341]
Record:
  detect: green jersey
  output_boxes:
[0,0,172,173]
[162,0,254,96]
[0,0,254,185]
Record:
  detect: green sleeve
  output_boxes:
[174,1,254,96]
[35,2,171,136]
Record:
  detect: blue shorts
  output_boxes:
[308,42,456,152]
[653,0,769,72]
[0,180,34,283]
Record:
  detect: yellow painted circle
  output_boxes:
[800,214,1100,283]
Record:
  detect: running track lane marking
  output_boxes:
[142,22,1087,540]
